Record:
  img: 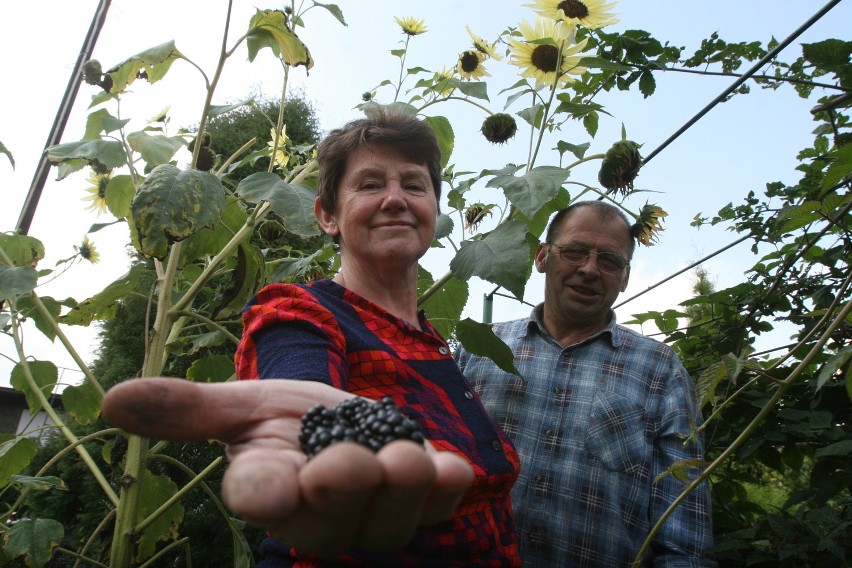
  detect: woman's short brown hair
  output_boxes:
[315,104,443,214]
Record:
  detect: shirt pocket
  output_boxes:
[584,391,650,480]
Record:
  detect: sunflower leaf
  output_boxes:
[105,40,184,93]
[455,318,521,377]
[236,172,320,237]
[246,9,313,69]
[450,220,536,299]
[131,164,226,259]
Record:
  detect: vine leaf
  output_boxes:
[105,40,185,93]
[131,164,226,259]
[3,518,64,568]
[237,172,320,237]
[455,318,521,377]
[450,220,536,299]
[246,9,313,69]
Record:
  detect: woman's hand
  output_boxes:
[102,378,473,557]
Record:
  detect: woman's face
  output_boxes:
[315,144,438,271]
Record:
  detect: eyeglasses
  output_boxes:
[548,243,630,273]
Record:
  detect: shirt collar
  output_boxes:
[523,303,622,348]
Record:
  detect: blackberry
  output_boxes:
[299,396,426,458]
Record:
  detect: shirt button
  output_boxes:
[491,440,502,451]
[438,346,449,355]
[464,391,474,399]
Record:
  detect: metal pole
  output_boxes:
[15,0,112,235]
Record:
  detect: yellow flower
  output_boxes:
[632,203,667,246]
[268,126,290,169]
[82,170,110,215]
[527,0,620,30]
[457,49,490,80]
[432,66,456,97]
[394,16,427,36]
[466,26,503,60]
[77,236,101,264]
[508,18,589,89]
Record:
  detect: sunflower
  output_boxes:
[432,66,456,97]
[508,18,589,89]
[466,26,503,60]
[598,139,643,195]
[457,49,490,80]
[632,203,667,246]
[77,236,101,264]
[527,0,620,30]
[394,16,427,36]
[268,126,290,169]
[82,170,110,215]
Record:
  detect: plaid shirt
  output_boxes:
[455,305,715,567]
[235,280,521,567]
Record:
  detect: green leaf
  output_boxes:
[9,360,58,414]
[0,265,37,298]
[555,140,590,160]
[310,1,347,26]
[3,518,63,567]
[211,242,264,320]
[83,108,129,139]
[208,98,254,118]
[187,354,236,383]
[9,475,67,492]
[815,345,852,392]
[14,295,62,341]
[455,318,520,377]
[236,172,319,237]
[126,131,187,167]
[577,55,632,72]
[246,9,313,69]
[452,79,489,101]
[0,437,38,489]
[0,233,45,267]
[814,440,852,459]
[105,174,136,218]
[424,115,454,168]
[417,268,469,339]
[131,164,226,259]
[434,214,453,240]
[61,263,156,325]
[821,142,852,190]
[450,220,536,299]
[486,165,569,220]
[46,139,127,173]
[638,69,656,97]
[802,39,852,71]
[179,196,249,267]
[135,471,184,563]
[61,381,102,425]
[106,40,184,93]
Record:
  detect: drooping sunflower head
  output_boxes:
[527,0,620,30]
[83,170,111,215]
[481,113,518,144]
[147,105,170,124]
[631,203,668,246]
[466,26,504,60]
[598,139,643,195]
[77,236,101,264]
[394,16,427,36]
[508,18,589,89]
[457,49,491,80]
[464,203,495,232]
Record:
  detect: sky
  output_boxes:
[1,0,849,389]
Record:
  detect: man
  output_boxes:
[455,200,715,567]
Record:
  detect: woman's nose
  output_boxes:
[381,182,407,210]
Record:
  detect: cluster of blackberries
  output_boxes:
[299,396,426,458]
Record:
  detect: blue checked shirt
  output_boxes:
[455,305,715,567]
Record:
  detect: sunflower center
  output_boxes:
[460,51,481,73]
[531,44,559,73]
[558,0,590,18]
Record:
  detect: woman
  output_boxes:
[103,106,520,566]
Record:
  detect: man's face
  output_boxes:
[535,207,632,336]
